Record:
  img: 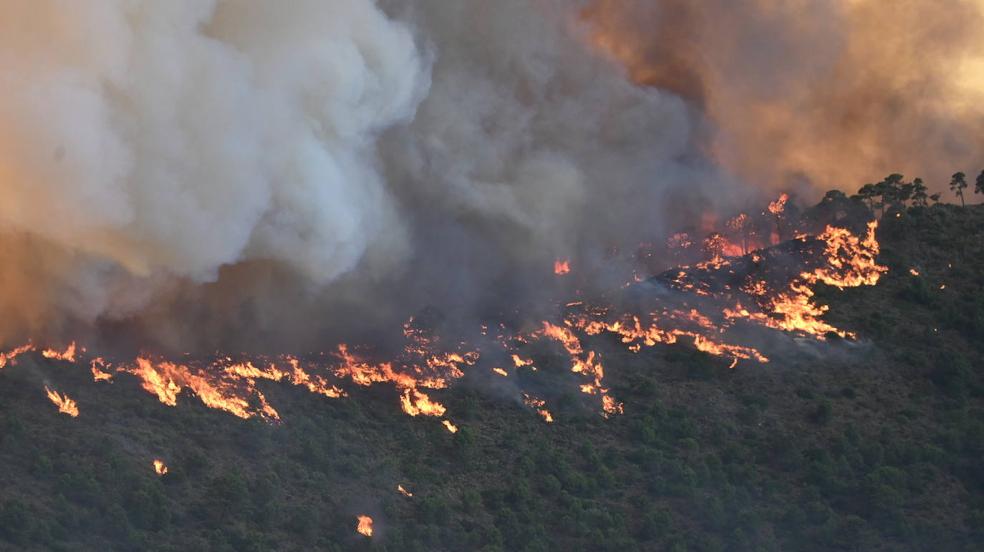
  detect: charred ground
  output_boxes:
[1,203,983,551]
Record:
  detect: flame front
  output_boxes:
[0,212,886,431]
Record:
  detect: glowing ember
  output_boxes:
[442,420,458,433]
[491,367,508,377]
[153,459,168,476]
[44,386,79,417]
[397,484,413,497]
[909,268,920,276]
[356,515,373,537]
[554,258,571,275]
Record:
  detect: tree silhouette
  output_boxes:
[855,183,877,212]
[910,178,928,207]
[950,172,968,207]
[976,170,984,196]
[930,192,942,205]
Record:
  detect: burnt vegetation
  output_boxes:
[1,190,983,551]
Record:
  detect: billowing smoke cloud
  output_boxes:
[0,0,428,341]
[0,0,724,348]
[585,0,984,193]
[2,0,980,350]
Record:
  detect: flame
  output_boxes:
[44,386,79,417]
[724,222,886,340]
[42,342,78,362]
[491,367,508,377]
[511,354,534,368]
[554,258,571,275]
[356,515,373,537]
[523,394,554,423]
[537,322,622,416]
[0,343,35,369]
[90,358,114,382]
[910,268,920,276]
[441,419,458,433]
[397,484,413,497]
[768,193,789,216]
[153,459,168,476]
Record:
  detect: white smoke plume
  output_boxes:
[0,0,429,339]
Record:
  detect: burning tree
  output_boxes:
[702,232,727,264]
[768,193,789,240]
[726,213,751,255]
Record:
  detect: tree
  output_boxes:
[855,183,878,213]
[950,172,968,207]
[726,213,750,255]
[930,193,942,205]
[976,170,984,196]
[910,178,928,207]
[880,174,905,213]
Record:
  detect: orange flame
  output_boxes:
[523,394,554,423]
[553,258,571,275]
[153,459,168,476]
[768,193,789,216]
[44,386,79,417]
[42,342,78,362]
[0,343,35,369]
[356,515,373,537]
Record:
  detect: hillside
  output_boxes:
[1,204,983,552]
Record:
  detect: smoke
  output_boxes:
[584,0,984,193]
[2,0,980,350]
[0,0,428,342]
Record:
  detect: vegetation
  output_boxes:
[0,198,982,551]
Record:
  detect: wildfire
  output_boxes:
[554,258,571,275]
[356,515,373,537]
[0,200,890,432]
[44,386,79,417]
[153,459,168,476]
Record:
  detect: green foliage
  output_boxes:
[0,203,982,551]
